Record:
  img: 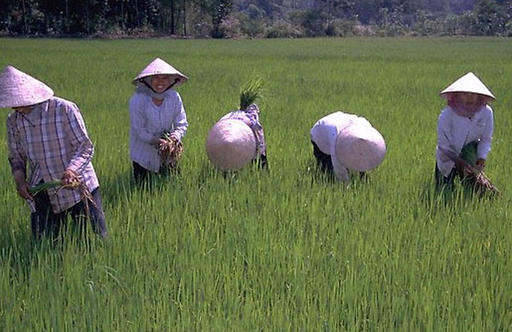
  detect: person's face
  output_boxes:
[13,106,33,114]
[150,74,172,93]
[457,93,480,107]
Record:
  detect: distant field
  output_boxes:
[1,37,511,330]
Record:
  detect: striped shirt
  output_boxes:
[129,89,188,172]
[7,97,99,213]
[220,104,267,157]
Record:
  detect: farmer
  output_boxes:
[218,103,268,169]
[435,72,495,188]
[1,65,107,239]
[310,111,386,182]
[129,58,188,182]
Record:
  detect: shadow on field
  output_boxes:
[418,176,488,213]
[195,162,243,185]
[101,168,184,205]
[0,212,59,277]
[305,159,370,186]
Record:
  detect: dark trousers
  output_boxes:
[133,161,152,183]
[30,187,107,239]
[312,140,333,172]
[435,164,478,190]
[312,140,365,179]
[133,161,176,183]
[435,141,480,189]
[252,154,268,169]
[435,164,457,188]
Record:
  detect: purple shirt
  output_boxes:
[7,97,99,213]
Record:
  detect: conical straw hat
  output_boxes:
[205,119,256,171]
[335,123,386,172]
[440,72,495,100]
[0,65,54,108]
[133,58,188,88]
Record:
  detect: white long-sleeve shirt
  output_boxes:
[310,111,371,181]
[436,105,493,177]
[129,89,188,172]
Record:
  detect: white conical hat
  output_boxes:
[440,72,495,100]
[0,65,54,108]
[205,119,256,171]
[133,58,188,88]
[335,123,386,172]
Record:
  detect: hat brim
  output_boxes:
[133,58,188,89]
[335,124,386,172]
[0,65,54,108]
[205,119,256,171]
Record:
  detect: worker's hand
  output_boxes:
[454,158,473,175]
[169,132,180,142]
[15,179,33,200]
[62,169,79,186]
[158,138,168,147]
[13,171,32,200]
[475,158,486,171]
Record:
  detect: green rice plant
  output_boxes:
[0,37,511,331]
[239,77,263,110]
[28,180,62,195]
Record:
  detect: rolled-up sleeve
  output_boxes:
[6,114,26,175]
[64,102,94,174]
[477,107,493,160]
[129,95,159,144]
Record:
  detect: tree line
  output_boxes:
[1,0,511,38]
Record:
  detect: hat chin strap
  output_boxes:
[137,78,179,99]
[142,77,180,95]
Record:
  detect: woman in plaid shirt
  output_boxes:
[1,65,107,239]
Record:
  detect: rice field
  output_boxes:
[1,37,512,330]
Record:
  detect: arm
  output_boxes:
[437,110,459,162]
[63,102,94,177]
[6,115,32,199]
[129,95,160,144]
[477,107,493,161]
[169,93,188,141]
[330,138,349,182]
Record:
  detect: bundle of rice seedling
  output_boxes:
[239,78,263,110]
[29,178,97,210]
[461,165,499,196]
[29,180,64,195]
[158,132,183,170]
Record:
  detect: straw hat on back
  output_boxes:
[440,72,495,100]
[335,122,386,172]
[133,58,188,88]
[0,65,54,108]
[205,119,256,171]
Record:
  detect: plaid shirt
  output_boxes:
[220,104,267,157]
[7,97,99,213]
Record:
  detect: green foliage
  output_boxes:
[1,0,512,37]
[239,77,263,110]
[1,37,512,330]
[28,180,63,195]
